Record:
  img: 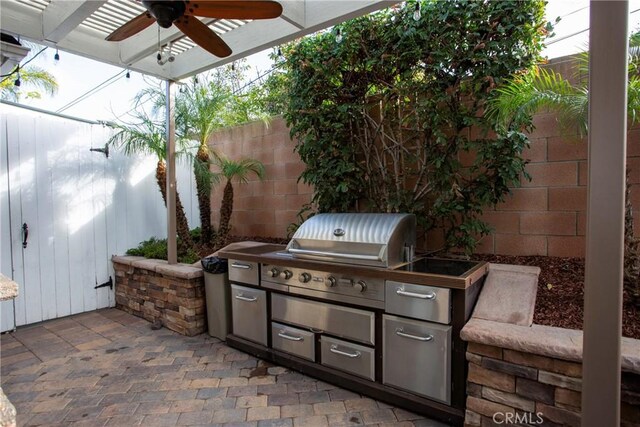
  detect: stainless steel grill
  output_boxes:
[286,213,417,268]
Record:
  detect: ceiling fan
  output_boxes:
[106,0,283,58]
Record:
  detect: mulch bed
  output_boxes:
[473,254,640,340]
[211,237,639,339]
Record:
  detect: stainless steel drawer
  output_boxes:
[271,294,375,345]
[271,322,315,361]
[229,259,259,286]
[383,314,451,404]
[385,281,450,324]
[231,284,267,345]
[320,336,375,381]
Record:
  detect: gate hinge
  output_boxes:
[95,276,113,290]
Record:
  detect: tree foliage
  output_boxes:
[268,0,548,252]
[0,65,58,101]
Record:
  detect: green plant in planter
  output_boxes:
[126,236,199,264]
[268,0,548,254]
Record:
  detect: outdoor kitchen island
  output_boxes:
[218,245,486,425]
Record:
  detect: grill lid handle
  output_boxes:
[288,247,381,262]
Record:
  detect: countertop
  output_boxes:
[0,274,18,302]
[218,242,487,290]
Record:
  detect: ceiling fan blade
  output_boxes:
[174,15,232,57]
[185,1,283,19]
[106,11,155,41]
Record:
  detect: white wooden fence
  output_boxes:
[0,103,199,332]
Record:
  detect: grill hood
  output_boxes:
[286,213,416,268]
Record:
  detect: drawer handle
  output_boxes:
[278,332,304,342]
[231,262,252,269]
[396,288,436,300]
[235,294,257,302]
[395,328,433,342]
[329,345,361,358]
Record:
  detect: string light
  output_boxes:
[125,69,131,79]
[413,2,422,21]
[277,47,282,57]
[54,48,60,63]
[231,62,235,71]
[14,66,21,87]
[335,28,343,43]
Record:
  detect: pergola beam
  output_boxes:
[582,1,627,426]
[171,0,395,80]
[280,1,306,30]
[43,1,106,43]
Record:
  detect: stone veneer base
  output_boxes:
[461,265,640,427]
[112,256,205,336]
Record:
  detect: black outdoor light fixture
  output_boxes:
[89,144,109,158]
[54,48,60,62]
[14,66,21,87]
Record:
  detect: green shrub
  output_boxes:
[269,0,548,253]
[126,236,200,264]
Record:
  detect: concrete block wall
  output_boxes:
[208,119,313,239]
[207,56,640,257]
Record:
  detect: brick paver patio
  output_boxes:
[0,309,448,426]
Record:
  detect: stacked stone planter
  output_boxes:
[461,264,640,426]
[112,256,205,336]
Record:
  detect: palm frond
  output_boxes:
[215,157,265,184]
[486,67,586,134]
[0,65,58,101]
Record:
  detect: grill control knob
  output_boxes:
[325,276,337,287]
[353,280,367,293]
[268,268,280,278]
[298,272,311,283]
[280,270,293,280]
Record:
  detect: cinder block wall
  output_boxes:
[209,119,313,239]
[207,55,640,257]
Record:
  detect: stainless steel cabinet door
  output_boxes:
[382,314,451,404]
[320,336,375,380]
[229,260,259,286]
[231,284,267,345]
[271,322,315,361]
[385,281,451,324]
[271,294,375,345]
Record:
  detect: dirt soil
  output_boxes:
[214,237,639,339]
[473,254,640,340]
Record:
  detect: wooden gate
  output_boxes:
[0,103,198,332]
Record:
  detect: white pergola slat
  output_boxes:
[1,0,395,81]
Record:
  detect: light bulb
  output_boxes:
[126,70,131,79]
[335,28,343,43]
[413,3,421,21]
[54,49,60,64]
